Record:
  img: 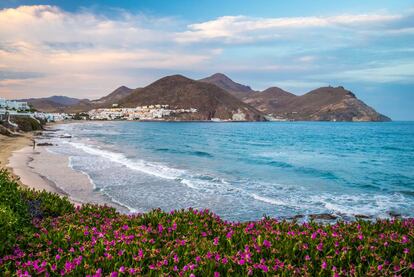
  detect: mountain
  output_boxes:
[91,86,134,106]
[254,86,390,121]
[244,87,297,113]
[199,73,255,99]
[22,87,135,113]
[119,75,265,121]
[18,73,390,121]
[45,96,82,106]
[21,96,87,112]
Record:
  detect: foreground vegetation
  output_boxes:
[0,169,413,276]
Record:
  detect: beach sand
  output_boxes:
[1,128,127,212]
[0,134,32,170]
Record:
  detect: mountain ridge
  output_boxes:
[17,73,390,121]
[199,73,255,99]
[119,74,266,121]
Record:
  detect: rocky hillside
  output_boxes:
[252,86,390,121]
[119,75,265,121]
[91,86,134,107]
[244,87,297,113]
[23,86,135,113]
[21,96,87,113]
[18,73,390,121]
[199,73,255,99]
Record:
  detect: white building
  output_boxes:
[0,98,6,108]
[88,104,196,121]
[0,98,29,111]
[34,112,71,122]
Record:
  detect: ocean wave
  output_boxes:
[68,156,98,190]
[251,194,286,206]
[68,142,185,181]
[67,141,228,197]
[155,148,213,158]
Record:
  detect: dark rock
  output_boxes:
[355,214,371,219]
[309,213,338,220]
[388,211,402,218]
[37,142,54,146]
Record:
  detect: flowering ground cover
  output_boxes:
[1,169,414,276]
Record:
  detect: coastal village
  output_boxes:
[88,104,198,120]
[0,98,69,123]
[1,98,201,123]
[0,97,253,125]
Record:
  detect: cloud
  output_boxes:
[176,13,403,43]
[312,61,414,84]
[0,5,217,98]
[0,5,413,100]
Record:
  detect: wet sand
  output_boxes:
[2,129,126,211]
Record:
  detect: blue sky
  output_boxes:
[0,1,413,119]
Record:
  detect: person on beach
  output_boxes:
[32,139,36,150]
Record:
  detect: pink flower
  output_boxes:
[213,237,219,245]
[110,272,118,277]
[239,259,246,265]
[263,240,271,248]
[358,233,364,240]
[55,254,60,260]
[214,272,220,277]
[321,261,327,269]
[222,257,228,264]
[378,264,383,271]
[119,266,125,273]
[402,235,409,244]
[317,242,324,251]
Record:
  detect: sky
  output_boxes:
[0,1,413,120]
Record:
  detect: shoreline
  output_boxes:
[0,133,33,187]
[1,124,128,212]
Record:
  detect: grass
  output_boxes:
[0,168,413,276]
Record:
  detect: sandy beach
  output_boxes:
[1,126,127,211]
[0,133,33,185]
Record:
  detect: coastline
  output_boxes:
[1,124,127,212]
[0,133,33,187]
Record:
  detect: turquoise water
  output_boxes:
[50,121,414,221]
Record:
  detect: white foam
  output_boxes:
[68,156,97,190]
[68,141,185,181]
[251,194,286,206]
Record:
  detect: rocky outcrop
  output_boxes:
[261,86,391,122]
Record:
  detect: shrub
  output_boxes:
[0,169,413,276]
[10,116,44,132]
[20,189,75,218]
[1,206,413,276]
[0,169,74,255]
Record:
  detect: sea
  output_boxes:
[46,121,414,221]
